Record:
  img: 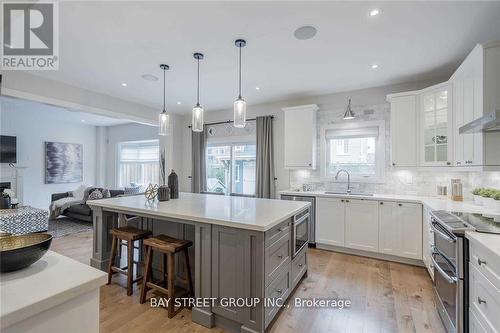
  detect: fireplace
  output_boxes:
[0,182,11,193]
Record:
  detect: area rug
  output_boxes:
[47,217,92,238]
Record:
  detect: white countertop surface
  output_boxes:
[279,190,500,216]
[466,231,500,259]
[88,192,310,232]
[0,251,107,329]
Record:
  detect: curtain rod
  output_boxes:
[187,116,274,128]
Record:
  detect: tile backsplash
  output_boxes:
[288,101,500,199]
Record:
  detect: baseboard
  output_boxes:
[316,243,425,267]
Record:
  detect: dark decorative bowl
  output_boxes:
[0,233,52,273]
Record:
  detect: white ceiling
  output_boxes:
[1,97,131,126]
[31,1,500,115]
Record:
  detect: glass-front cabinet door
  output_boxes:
[420,85,453,166]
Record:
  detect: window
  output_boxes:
[206,143,256,196]
[117,140,159,187]
[321,121,385,181]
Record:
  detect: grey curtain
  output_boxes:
[191,127,206,193]
[255,116,275,198]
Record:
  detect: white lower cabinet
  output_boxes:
[316,197,345,247]
[379,201,423,260]
[316,196,423,261]
[345,199,379,252]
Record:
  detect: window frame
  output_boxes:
[320,120,386,183]
[205,136,256,196]
[115,139,160,188]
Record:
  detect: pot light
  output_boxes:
[177,101,181,105]
[255,86,260,90]
[81,119,86,123]
[121,83,127,87]
[369,9,380,17]
[371,64,379,69]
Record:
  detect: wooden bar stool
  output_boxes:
[107,226,151,296]
[140,234,194,318]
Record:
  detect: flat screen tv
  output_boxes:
[0,135,17,164]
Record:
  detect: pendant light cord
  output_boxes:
[162,67,166,112]
[238,45,242,99]
[197,57,200,105]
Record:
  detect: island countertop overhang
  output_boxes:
[87,192,310,232]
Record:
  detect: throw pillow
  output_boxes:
[88,189,103,200]
[102,188,111,198]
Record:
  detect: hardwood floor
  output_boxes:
[51,231,445,333]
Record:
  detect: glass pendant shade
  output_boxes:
[159,111,169,135]
[192,104,204,132]
[234,97,247,128]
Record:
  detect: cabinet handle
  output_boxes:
[308,163,312,166]
[380,202,384,205]
[276,289,283,294]
[345,199,350,203]
[446,161,451,166]
[392,163,396,166]
[277,255,283,259]
[341,199,344,202]
[398,203,403,206]
[277,228,283,232]
[478,258,487,266]
[298,264,303,267]
[478,297,487,305]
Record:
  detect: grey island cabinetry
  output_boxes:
[87,193,310,333]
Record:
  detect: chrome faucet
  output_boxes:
[334,169,351,194]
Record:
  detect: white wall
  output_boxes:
[0,98,97,209]
[177,78,447,195]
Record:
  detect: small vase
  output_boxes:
[168,170,179,199]
[0,197,11,209]
[473,195,482,206]
[158,185,170,202]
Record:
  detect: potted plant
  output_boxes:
[472,188,483,205]
[493,191,500,213]
[480,188,496,209]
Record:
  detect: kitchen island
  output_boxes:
[87,192,310,333]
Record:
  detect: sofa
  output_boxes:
[51,188,124,223]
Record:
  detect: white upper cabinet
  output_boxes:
[387,93,418,167]
[419,83,453,167]
[282,104,318,169]
[450,43,500,169]
[386,42,500,170]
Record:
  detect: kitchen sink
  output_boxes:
[324,191,374,196]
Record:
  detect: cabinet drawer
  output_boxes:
[469,264,500,332]
[469,308,488,333]
[264,268,291,328]
[265,233,291,286]
[265,220,291,248]
[291,249,307,289]
[470,240,500,292]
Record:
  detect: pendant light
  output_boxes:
[192,53,204,132]
[343,98,356,120]
[158,64,170,136]
[234,39,247,128]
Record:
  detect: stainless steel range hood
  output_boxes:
[459,110,500,134]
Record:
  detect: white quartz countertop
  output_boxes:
[279,190,500,216]
[466,231,500,259]
[88,192,310,232]
[0,251,107,329]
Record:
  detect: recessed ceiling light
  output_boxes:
[255,86,260,90]
[294,26,317,40]
[141,74,158,81]
[371,64,379,69]
[121,83,127,87]
[177,101,182,105]
[81,119,86,123]
[369,9,380,17]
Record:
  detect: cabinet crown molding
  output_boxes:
[281,104,319,112]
